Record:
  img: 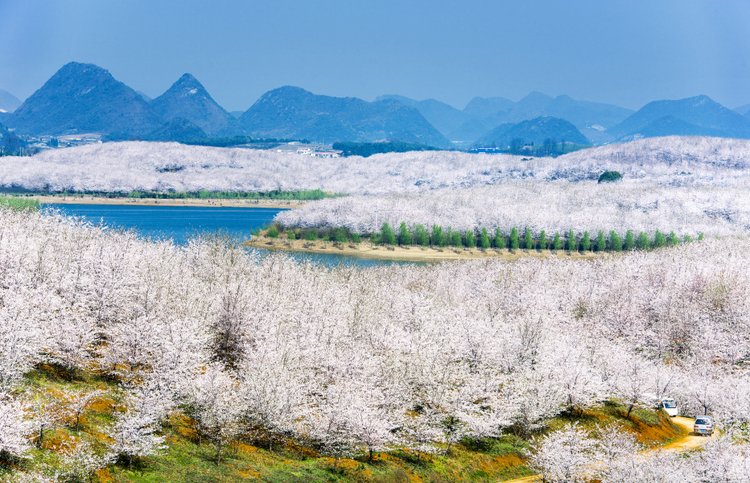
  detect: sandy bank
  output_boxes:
[243,236,606,263]
[24,195,305,209]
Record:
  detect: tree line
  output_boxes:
[277,222,701,252]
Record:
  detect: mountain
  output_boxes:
[733,103,750,116]
[474,116,590,148]
[5,62,163,136]
[618,115,723,141]
[607,95,750,140]
[375,94,472,137]
[447,117,499,144]
[543,95,633,129]
[144,117,207,142]
[151,74,245,137]
[462,96,515,118]
[0,89,22,113]
[230,111,243,119]
[239,86,451,147]
[136,91,152,102]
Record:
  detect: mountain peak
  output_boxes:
[5,61,162,136]
[151,73,244,137]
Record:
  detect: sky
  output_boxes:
[1,0,748,112]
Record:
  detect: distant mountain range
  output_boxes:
[0,89,22,113]
[240,86,451,147]
[607,95,750,140]
[473,117,590,148]
[383,91,633,145]
[3,61,750,148]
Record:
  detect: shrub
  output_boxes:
[351,233,362,243]
[598,171,623,183]
[287,231,296,240]
[268,226,279,238]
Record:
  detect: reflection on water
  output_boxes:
[249,247,425,268]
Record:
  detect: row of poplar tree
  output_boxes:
[366,223,700,252]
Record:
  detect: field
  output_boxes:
[2,136,750,481]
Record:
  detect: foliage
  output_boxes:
[333,141,442,157]
[598,170,623,183]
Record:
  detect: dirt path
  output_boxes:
[244,236,606,263]
[501,416,715,483]
[25,195,307,209]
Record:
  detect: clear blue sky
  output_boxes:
[1,0,748,111]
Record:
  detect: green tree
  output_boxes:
[567,229,576,251]
[636,232,650,250]
[553,232,562,250]
[683,234,693,243]
[480,228,490,249]
[581,231,591,252]
[268,226,279,238]
[415,224,429,246]
[381,222,396,246]
[524,228,534,250]
[667,231,679,246]
[653,230,666,248]
[398,222,412,246]
[598,171,623,183]
[624,230,635,250]
[610,231,622,252]
[351,233,362,243]
[286,231,296,240]
[698,233,704,241]
[464,230,475,248]
[539,230,547,250]
[595,230,606,252]
[431,225,445,247]
[509,227,519,250]
[334,228,347,243]
[450,229,462,247]
[494,228,505,249]
[305,229,318,241]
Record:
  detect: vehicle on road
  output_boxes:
[661,398,678,417]
[693,416,714,436]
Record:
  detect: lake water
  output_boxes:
[45,204,421,267]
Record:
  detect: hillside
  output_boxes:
[607,95,750,140]
[474,116,590,148]
[462,96,515,118]
[5,62,164,136]
[143,117,207,142]
[5,136,750,196]
[0,205,747,482]
[452,93,632,145]
[376,94,473,137]
[150,73,245,137]
[0,88,22,112]
[239,86,451,147]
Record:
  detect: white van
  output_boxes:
[660,398,678,417]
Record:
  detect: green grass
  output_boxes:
[0,196,40,212]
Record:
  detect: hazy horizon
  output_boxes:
[1,0,749,112]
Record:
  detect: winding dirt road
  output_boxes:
[502,416,716,483]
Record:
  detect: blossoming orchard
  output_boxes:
[2,136,750,481]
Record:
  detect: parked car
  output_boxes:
[693,416,714,436]
[660,398,678,417]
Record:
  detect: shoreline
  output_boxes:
[244,236,607,262]
[20,195,306,209]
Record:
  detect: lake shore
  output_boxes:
[244,236,606,262]
[24,195,305,209]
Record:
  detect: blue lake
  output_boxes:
[45,204,421,267]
